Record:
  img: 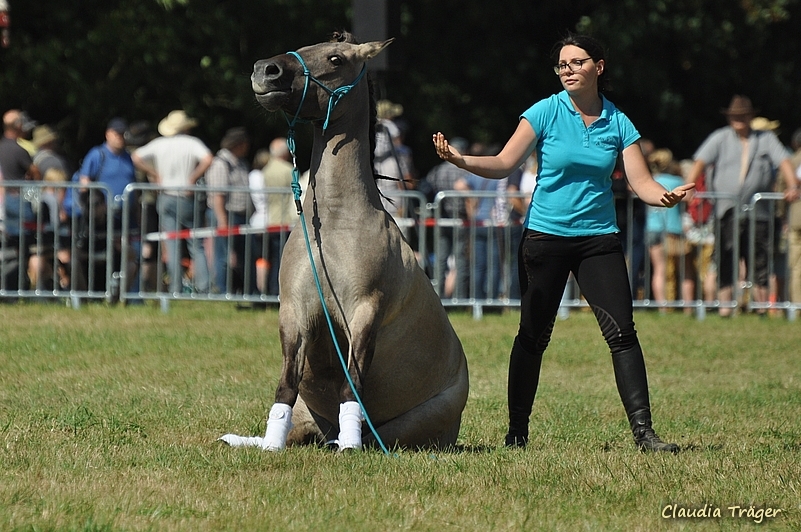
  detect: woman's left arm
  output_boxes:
[621,143,695,207]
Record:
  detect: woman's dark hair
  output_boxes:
[551,33,608,93]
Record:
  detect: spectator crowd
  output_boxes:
[3,94,801,314]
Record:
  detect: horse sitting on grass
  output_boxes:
[220,32,469,452]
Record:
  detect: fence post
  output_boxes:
[695,303,706,321]
[472,302,483,320]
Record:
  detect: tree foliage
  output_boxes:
[1,0,799,174]
[385,0,801,172]
[0,0,350,164]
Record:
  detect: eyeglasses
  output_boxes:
[553,57,593,75]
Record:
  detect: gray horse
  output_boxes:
[220,33,468,451]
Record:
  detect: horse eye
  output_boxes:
[330,55,343,66]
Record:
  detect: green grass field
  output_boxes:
[1,302,799,531]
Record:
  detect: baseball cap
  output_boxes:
[107,117,128,134]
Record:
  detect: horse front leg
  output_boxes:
[261,325,306,451]
[217,325,305,450]
[336,303,381,451]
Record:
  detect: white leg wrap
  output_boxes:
[337,401,364,450]
[218,434,265,448]
[261,403,294,451]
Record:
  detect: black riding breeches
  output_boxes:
[507,231,651,441]
[516,230,638,355]
[506,230,653,438]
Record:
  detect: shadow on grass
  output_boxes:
[354,441,500,455]
[445,443,498,454]
[672,442,725,452]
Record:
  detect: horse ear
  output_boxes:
[359,38,394,61]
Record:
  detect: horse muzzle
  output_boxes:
[252,58,293,111]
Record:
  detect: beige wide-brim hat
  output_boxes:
[376,99,403,120]
[158,110,198,136]
[750,116,780,132]
[32,125,59,148]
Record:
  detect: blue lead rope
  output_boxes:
[283,50,389,454]
[286,131,303,215]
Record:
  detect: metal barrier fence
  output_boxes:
[424,190,799,320]
[631,191,737,318]
[429,190,527,318]
[116,185,431,311]
[744,192,795,317]
[626,191,799,320]
[118,182,294,310]
[1,180,116,305]
[3,181,799,320]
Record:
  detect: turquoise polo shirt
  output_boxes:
[521,90,640,236]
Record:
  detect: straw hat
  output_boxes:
[750,116,780,132]
[376,99,403,120]
[158,110,198,136]
[32,125,58,148]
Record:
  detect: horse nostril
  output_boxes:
[253,59,282,82]
[264,62,281,79]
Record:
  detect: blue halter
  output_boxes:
[284,50,367,132]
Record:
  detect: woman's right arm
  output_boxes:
[433,120,536,180]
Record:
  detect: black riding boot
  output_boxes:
[611,345,679,453]
[505,337,544,448]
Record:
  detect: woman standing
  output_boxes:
[433,34,692,452]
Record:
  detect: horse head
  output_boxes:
[251,33,393,126]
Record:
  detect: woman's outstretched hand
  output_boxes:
[661,182,696,208]
[432,132,465,167]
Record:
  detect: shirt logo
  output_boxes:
[595,136,617,148]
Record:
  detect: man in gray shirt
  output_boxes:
[206,127,255,295]
[686,95,801,315]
